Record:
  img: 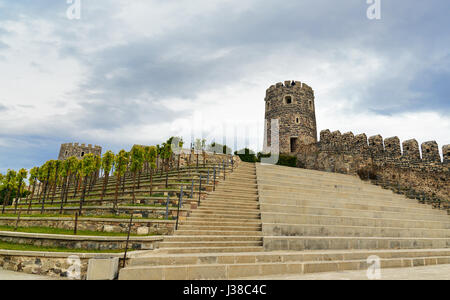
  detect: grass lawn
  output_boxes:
[0,241,127,253]
[0,213,173,221]
[0,225,157,237]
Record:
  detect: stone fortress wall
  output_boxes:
[296,129,450,201]
[264,80,317,154]
[58,143,102,160]
[263,80,449,202]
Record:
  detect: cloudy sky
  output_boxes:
[0,0,449,172]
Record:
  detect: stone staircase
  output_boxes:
[119,163,450,280]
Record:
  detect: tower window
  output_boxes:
[295,117,300,124]
[81,152,85,157]
[308,100,313,110]
[284,96,292,104]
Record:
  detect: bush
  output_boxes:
[257,152,297,167]
[235,148,257,163]
[277,154,297,167]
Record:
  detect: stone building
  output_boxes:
[58,143,102,160]
[264,80,317,154]
[262,80,449,201]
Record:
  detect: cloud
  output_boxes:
[0,0,449,172]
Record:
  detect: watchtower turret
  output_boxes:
[264,80,317,154]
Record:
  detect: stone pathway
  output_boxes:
[0,268,60,280]
[241,264,450,280]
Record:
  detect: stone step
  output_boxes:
[260,204,449,220]
[198,203,260,210]
[213,188,258,195]
[262,208,449,224]
[159,241,263,248]
[259,192,430,208]
[156,246,264,254]
[175,230,263,236]
[263,223,450,238]
[195,208,261,215]
[180,219,261,226]
[263,236,450,251]
[257,165,366,181]
[260,212,450,230]
[126,248,450,267]
[189,213,261,220]
[179,225,262,231]
[256,172,392,187]
[119,254,450,280]
[256,172,380,187]
[164,236,263,242]
[258,185,411,201]
[260,197,438,213]
[206,195,259,202]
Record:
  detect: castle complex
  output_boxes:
[58,143,102,160]
[264,80,450,201]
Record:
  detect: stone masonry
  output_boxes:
[263,80,449,202]
[58,143,102,160]
[264,81,317,154]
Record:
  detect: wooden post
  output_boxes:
[165,194,170,220]
[74,212,79,235]
[198,175,202,206]
[175,186,183,230]
[123,213,134,268]
[14,206,22,231]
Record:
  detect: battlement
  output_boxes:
[266,80,314,95]
[443,145,450,164]
[402,139,421,161]
[61,142,102,151]
[384,136,401,158]
[58,142,102,160]
[368,135,384,155]
[421,141,440,163]
[317,129,448,165]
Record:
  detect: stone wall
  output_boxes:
[0,231,162,251]
[297,130,450,201]
[0,217,175,235]
[0,251,122,280]
[264,81,317,154]
[58,143,102,160]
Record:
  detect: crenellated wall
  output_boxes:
[297,129,450,201]
[58,143,102,160]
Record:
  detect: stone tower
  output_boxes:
[58,143,102,160]
[264,80,318,154]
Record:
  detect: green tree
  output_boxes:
[146,146,157,196]
[130,146,144,204]
[78,154,96,215]
[40,161,54,213]
[100,151,115,201]
[114,150,128,211]
[27,167,39,210]
[50,160,62,204]
[2,170,17,213]
[14,169,28,213]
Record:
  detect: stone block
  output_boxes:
[137,227,149,235]
[87,257,119,280]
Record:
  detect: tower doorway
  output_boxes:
[290,137,298,153]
